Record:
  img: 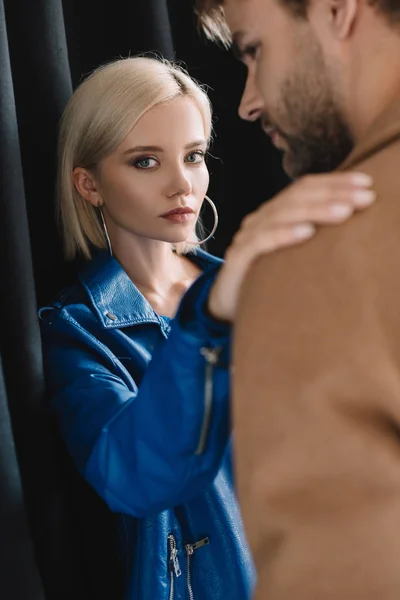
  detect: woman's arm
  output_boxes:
[41,268,230,519]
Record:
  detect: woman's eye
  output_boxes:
[186,151,205,164]
[133,157,158,169]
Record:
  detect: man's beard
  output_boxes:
[268,44,354,179]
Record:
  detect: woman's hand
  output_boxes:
[208,171,375,323]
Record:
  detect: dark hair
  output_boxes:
[194,1,232,46]
[195,0,400,45]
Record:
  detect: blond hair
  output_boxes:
[57,57,212,260]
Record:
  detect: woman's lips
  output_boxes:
[160,207,195,223]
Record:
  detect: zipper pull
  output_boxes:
[171,548,182,577]
[200,347,221,366]
[168,535,182,577]
[185,537,210,556]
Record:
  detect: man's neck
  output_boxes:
[346,23,400,143]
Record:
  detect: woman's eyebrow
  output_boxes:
[185,139,207,149]
[123,139,207,155]
[123,145,163,154]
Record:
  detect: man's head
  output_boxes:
[196,0,400,178]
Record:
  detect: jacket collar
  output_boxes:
[340,96,400,170]
[78,248,222,329]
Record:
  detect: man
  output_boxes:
[196,1,400,599]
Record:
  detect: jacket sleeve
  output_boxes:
[233,170,400,599]
[40,267,231,518]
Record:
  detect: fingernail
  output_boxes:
[352,190,376,206]
[351,172,374,186]
[293,224,315,239]
[330,204,353,218]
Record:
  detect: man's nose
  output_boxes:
[238,70,265,122]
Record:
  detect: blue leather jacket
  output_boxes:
[39,249,255,600]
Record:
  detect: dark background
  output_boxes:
[0,1,288,598]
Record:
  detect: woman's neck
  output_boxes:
[110,232,199,311]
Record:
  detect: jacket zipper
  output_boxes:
[168,534,182,600]
[185,537,210,600]
[195,347,222,455]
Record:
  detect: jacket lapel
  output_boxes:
[78,251,159,329]
[77,249,222,329]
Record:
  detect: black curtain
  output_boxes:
[0,1,288,598]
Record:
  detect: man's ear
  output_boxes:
[73,167,102,207]
[329,0,358,40]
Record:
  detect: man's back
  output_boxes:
[233,98,400,600]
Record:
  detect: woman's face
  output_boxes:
[93,96,210,246]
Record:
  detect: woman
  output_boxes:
[39,57,375,600]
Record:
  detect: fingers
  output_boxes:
[286,171,375,212]
[230,223,316,258]
[246,171,376,228]
[254,224,316,249]
[261,188,376,226]
[298,171,373,193]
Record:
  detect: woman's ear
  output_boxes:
[73,167,102,207]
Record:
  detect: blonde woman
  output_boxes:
[39,57,375,600]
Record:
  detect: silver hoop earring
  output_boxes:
[191,195,219,246]
[98,206,113,257]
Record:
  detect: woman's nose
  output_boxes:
[238,69,265,122]
[167,166,192,198]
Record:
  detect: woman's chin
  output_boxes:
[160,228,196,245]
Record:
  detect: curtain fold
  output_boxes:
[4,0,73,304]
[0,360,44,600]
[0,1,48,597]
[0,1,90,597]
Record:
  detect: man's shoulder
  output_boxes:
[241,142,400,312]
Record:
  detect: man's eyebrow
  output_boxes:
[123,140,207,155]
[231,31,246,58]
